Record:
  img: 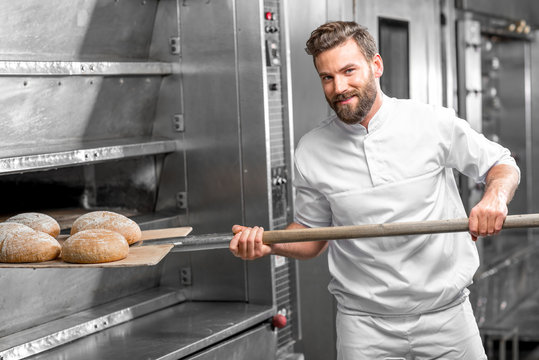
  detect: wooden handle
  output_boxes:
[140,227,193,241]
[262,214,539,244]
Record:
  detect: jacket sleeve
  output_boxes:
[293,157,332,228]
[444,113,520,184]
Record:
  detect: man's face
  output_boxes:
[315,39,381,125]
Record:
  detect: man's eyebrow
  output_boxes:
[338,63,357,72]
[318,63,357,77]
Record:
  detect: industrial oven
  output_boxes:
[0,0,300,359]
[451,1,539,357]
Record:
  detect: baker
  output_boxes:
[229,21,519,359]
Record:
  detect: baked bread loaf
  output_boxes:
[62,229,129,264]
[0,223,61,263]
[71,211,141,245]
[6,212,61,238]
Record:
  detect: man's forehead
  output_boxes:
[314,39,367,71]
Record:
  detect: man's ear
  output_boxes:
[372,54,384,78]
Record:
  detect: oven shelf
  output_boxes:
[18,300,274,360]
[0,137,181,175]
[0,60,179,76]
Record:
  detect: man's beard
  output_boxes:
[327,73,377,125]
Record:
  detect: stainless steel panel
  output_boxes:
[0,289,185,360]
[0,265,163,337]
[180,0,244,233]
[286,0,330,144]
[457,19,482,132]
[0,0,158,61]
[26,302,274,360]
[236,0,272,228]
[532,30,539,218]
[184,324,276,360]
[355,0,443,105]
[0,76,161,148]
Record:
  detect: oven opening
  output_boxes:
[0,157,158,230]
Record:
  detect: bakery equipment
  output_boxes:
[0,0,299,359]
[451,3,539,356]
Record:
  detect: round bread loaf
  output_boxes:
[0,223,61,263]
[62,229,129,264]
[6,212,61,238]
[71,211,141,245]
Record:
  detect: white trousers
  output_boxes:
[336,298,487,360]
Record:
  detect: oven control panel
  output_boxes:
[263,1,289,231]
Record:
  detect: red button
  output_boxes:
[272,314,287,329]
[265,12,273,21]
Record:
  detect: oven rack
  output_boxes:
[0,137,180,174]
[0,60,178,77]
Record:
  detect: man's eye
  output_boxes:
[345,68,354,74]
[322,76,332,81]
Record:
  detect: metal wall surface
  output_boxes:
[355,0,443,105]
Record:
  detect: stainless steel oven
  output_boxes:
[0,1,300,359]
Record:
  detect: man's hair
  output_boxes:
[305,21,378,61]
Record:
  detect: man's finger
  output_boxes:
[494,214,505,233]
[229,232,242,256]
[469,214,479,239]
[246,226,258,259]
[232,224,246,234]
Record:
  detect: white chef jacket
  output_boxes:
[294,94,519,316]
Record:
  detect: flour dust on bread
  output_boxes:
[62,229,129,264]
[0,223,61,263]
[6,212,61,238]
[70,211,141,245]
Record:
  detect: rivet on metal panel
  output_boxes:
[180,267,192,286]
[173,114,185,132]
[169,37,181,55]
[176,192,187,209]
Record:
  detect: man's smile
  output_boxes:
[336,96,355,105]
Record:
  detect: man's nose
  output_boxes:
[334,76,348,94]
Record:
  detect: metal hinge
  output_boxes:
[169,36,180,55]
[176,192,187,209]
